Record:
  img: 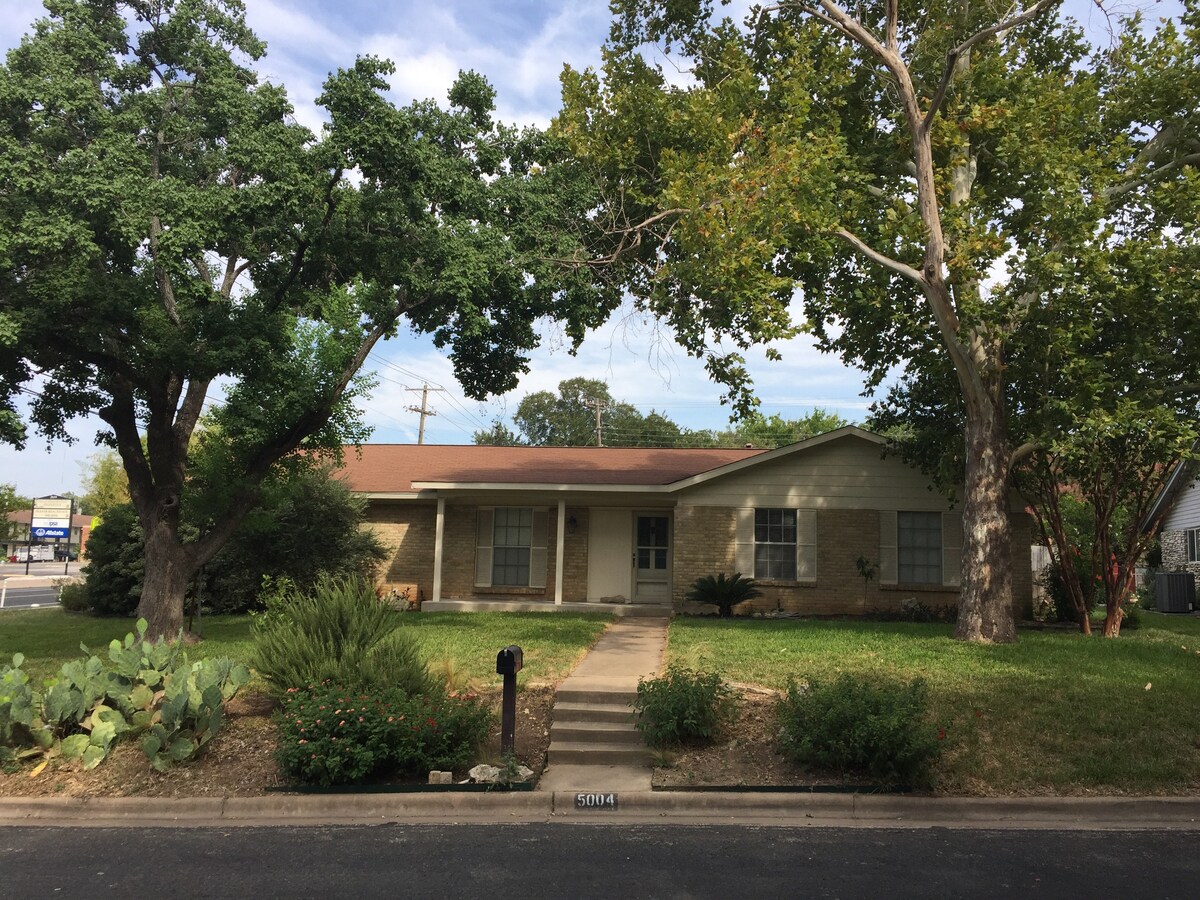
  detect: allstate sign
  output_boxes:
[33,527,69,538]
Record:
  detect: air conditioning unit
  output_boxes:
[1156,573,1196,614]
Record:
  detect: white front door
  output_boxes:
[587,508,633,602]
[633,514,671,603]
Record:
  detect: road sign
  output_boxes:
[33,527,69,538]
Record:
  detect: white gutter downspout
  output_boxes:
[432,498,445,602]
[554,499,566,606]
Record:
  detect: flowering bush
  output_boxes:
[275,683,491,787]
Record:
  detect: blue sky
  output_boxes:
[0,0,1179,496]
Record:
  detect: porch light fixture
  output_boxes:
[567,515,578,534]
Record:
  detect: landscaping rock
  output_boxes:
[428,771,453,785]
[468,763,534,784]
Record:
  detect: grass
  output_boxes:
[668,611,1200,795]
[0,608,611,691]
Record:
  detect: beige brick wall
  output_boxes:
[433,504,590,601]
[561,506,589,602]
[672,506,1032,617]
[364,503,436,601]
[367,498,1031,616]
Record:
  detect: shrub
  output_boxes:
[777,674,942,788]
[275,683,490,786]
[252,574,432,696]
[57,581,89,613]
[633,665,735,747]
[81,503,144,616]
[686,573,763,618]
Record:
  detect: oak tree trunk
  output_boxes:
[135,516,197,641]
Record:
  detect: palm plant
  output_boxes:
[686,573,763,618]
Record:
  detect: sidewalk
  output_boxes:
[2,793,1198,830]
[538,616,668,792]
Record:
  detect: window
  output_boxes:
[754,508,797,580]
[492,507,532,586]
[1188,528,1200,563]
[898,511,942,584]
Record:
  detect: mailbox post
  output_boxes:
[495,645,523,755]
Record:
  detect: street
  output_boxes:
[0,824,1196,899]
[0,562,81,610]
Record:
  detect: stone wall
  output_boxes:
[1160,528,1200,577]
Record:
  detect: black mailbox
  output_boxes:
[496,645,523,676]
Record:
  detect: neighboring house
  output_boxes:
[1145,457,1200,577]
[338,426,1034,617]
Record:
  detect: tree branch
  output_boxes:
[923,0,1064,132]
[1104,152,1200,202]
[833,227,925,284]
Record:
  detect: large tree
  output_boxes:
[557,1,1200,641]
[0,0,602,637]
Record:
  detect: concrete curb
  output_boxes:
[2,792,1198,830]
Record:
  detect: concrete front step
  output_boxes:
[547,741,653,766]
[554,687,638,706]
[550,721,644,745]
[552,701,635,725]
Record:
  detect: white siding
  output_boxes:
[1163,473,1200,531]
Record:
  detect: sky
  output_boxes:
[0,0,1181,497]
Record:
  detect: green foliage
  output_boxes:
[79,451,130,519]
[140,656,250,773]
[0,653,38,748]
[685,573,762,618]
[633,665,734,747]
[275,682,491,786]
[0,0,610,639]
[199,465,388,614]
[56,581,88,613]
[777,675,943,788]
[81,503,144,617]
[475,377,850,448]
[81,466,388,617]
[0,620,247,771]
[0,483,29,542]
[252,574,432,696]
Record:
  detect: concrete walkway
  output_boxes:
[537,616,669,793]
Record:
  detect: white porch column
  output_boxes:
[432,497,445,602]
[554,499,566,605]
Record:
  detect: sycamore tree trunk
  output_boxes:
[954,393,1018,642]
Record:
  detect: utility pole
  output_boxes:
[405,384,444,445]
[584,397,608,447]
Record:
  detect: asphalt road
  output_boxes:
[1,824,1197,899]
[0,584,60,609]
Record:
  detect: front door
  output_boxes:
[633,514,671,603]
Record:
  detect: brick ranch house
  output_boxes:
[336,426,1033,617]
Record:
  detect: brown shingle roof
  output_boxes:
[335,444,766,493]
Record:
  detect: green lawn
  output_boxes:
[0,608,611,690]
[667,612,1200,795]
